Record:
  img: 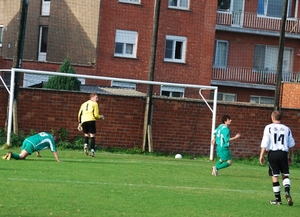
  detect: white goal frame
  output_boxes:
[7,68,218,160]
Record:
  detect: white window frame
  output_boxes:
[250,95,274,105]
[168,0,189,10]
[111,81,136,90]
[0,25,3,48]
[211,91,237,102]
[118,0,140,4]
[257,0,295,18]
[253,44,293,74]
[213,40,229,68]
[161,85,185,98]
[164,35,187,63]
[38,26,48,61]
[114,29,138,58]
[41,0,51,16]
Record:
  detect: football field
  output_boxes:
[0,149,299,217]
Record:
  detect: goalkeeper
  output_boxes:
[2,132,61,162]
[78,93,104,157]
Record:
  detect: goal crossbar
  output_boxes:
[7,68,218,160]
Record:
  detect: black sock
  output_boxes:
[91,137,95,150]
[84,137,89,145]
[273,182,281,201]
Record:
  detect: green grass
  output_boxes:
[0,149,299,217]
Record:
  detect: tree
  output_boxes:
[43,56,81,91]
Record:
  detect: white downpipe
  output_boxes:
[6,68,15,145]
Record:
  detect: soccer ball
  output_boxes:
[175,154,182,159]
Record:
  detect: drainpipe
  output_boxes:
[274,0,288,111]
[142,0,161,152]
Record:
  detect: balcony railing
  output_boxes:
[212,66,300,85]
[217,11,300,34]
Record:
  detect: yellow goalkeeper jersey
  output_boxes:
[78,100,101,123]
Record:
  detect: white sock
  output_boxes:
[91,149,95,153]
[84,143,88,147]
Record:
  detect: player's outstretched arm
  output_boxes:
[230,133,240,142]
[53,152,61,162]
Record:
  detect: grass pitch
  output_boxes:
[0,149,299,217]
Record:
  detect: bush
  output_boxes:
[43,56,81,91]
[10,131,27,148]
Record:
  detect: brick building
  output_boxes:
[96,0,216,96]
[0,0,99,74]
[214,0,300,104]
[0,0,300,102]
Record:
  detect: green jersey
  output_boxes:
[22,132,57,154]
[214,124,231,160]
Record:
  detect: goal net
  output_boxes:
[5,68,218,160]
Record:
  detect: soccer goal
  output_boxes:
[6,68,218,160]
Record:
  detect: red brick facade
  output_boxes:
[1,87,299,158]
[97,1,217,86]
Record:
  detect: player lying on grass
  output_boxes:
[2,132,61,162]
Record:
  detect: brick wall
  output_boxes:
[281,82,300,109]
[1,87,299,158]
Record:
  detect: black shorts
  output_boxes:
[268,150,289,177]
[82,121,96,134]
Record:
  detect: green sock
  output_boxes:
[216,161,230,170]
[11,153,21,160]
[216,160,222,169]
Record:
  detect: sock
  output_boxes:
[91,149,95,153]
[84,137,89,145]
[273,181,281,201]
[216,160,230,170]
[11,153,21,160]
[216,160,222,170]
[91,137,95,150]
[283,177,291,193]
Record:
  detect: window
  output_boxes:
[0,25,3,47]
[161,86,185,97]
[38,26,48,61]
[250,95,274,105]
[257,0,294,18]
[168,0,189,9]
[218,0,231,10]
[41,0,51,16]
[210,91,237,102]
[114,30,138,58]
[118,0,140,3]
[253,45,293,73]
[164,35,187,63]
[111,81,136,90]
[213,40,228,68]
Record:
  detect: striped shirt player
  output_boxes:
[260,110,295,206]
[211,115,240,176]
[2,132,61,162]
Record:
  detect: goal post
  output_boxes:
[6,68,218,160]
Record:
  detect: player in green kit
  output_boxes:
[2,132,61,162]
[211,115,240,176]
